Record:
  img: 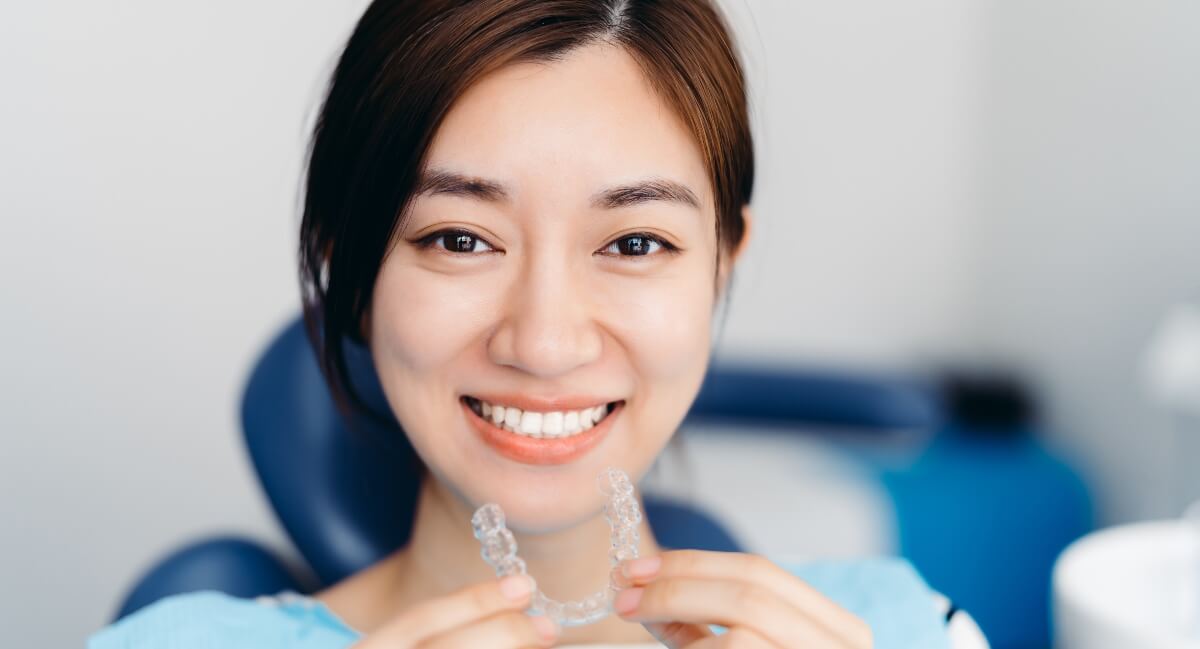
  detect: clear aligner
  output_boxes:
[471,467,642,627]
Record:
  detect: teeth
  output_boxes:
[519,411,543,437]
[543,411,563,436]
[469,397,617,438]
[503,407,521,431]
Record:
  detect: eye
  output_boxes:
[415,228,497,255]
[599,232,679,258]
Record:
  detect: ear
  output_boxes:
[717,204,754,294]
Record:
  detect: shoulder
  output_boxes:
[87,590,359,649]
[773,556,989,649]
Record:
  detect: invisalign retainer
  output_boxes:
[471,466,642,627]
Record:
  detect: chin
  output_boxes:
[459,461,616,534]
[498,488,610,534]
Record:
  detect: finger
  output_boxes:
[688,627,777,649]
[614,577,837,648]
[418,611,558,649]
[365,575,536,646]
[641,620,715,649]
[619,551,868,642]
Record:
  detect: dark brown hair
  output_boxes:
[299,0,755,419]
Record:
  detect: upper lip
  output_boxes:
[465,392,623,412]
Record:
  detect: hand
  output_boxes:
[350,574,559,648]
[611,550,873,649]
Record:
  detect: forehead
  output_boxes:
[423,43,711,208]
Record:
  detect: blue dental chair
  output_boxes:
[113,314,937,620]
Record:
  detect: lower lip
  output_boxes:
[462,398,622,466]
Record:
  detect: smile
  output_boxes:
[460,395,625,465]
[462,396,619,438]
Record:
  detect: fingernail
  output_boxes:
[530,614,559,643]
[609,565,630,590]
[614,587,644,615]
[500,574,532,601]
[622,556,661,579]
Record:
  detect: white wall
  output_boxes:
[717,0,983,366]
[2,0,986,645]
[972,0,1200,524]
[0,1,369,641]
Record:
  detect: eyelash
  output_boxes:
[414,229,498,255]
[413,228,681,258]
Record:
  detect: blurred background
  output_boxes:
[2,1,1198,647]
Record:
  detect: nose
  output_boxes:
[487,248,603,378]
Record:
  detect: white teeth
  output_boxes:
[519,411,543,436]
[543,411,563,436]
[503,407,522,430]
[563,411,580,434]
[471,397,615,438]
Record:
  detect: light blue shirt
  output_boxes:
[88,557,952,649]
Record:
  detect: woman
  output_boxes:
[91,1,987,647]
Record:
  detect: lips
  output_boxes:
[461,396,625,465]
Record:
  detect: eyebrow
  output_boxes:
[415,167,701,211]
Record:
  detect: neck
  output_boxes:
[361,472,662,643]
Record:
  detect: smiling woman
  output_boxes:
[357,41,739,550]
[88,1,985,648]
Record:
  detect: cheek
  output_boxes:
[369,261,511,481]
[605,268,713,373]
[370,263,499,372]
[600,262,715,422]
[368,261,507,466]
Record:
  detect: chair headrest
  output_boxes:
[241,316,422,585]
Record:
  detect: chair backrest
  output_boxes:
[241,315,937,586]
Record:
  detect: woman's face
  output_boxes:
[369,43,733,532]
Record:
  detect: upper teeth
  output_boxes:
[476,399,612,438]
